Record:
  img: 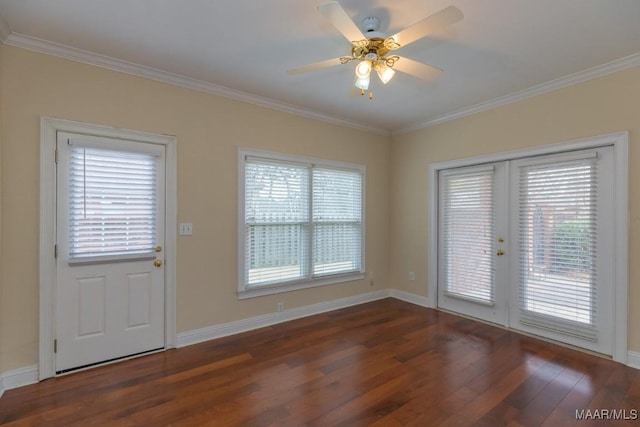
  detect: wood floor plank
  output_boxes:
[0,298,637,426]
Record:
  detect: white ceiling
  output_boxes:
[1,0,639,134]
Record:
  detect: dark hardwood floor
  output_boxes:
[1,298,638,426]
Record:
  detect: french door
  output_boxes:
[438,146,614,355]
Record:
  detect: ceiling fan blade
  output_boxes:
[390,6,463,48]
[287,57,346,75]
[318,1,365,43]
[393,57,442,81]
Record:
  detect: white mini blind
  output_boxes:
[243,156,363,288]
[312,168,362,276]
[441,168,495,303]
[244,159,310,285]
[69,147,157,259]
[517,156,598,341]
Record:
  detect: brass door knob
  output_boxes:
[155,245,162,252]
[154,259,163,267]
[496,250,505,256]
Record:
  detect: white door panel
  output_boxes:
[76,275,106,337]
[126,272,153,328]
[56,132,166,372]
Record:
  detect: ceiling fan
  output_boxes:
[288,1,463,99]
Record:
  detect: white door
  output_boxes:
[508,147,614,355]
[437,147,614,355]
[438,163,508,325]
[55,132,166,372]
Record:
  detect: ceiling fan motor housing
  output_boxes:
[361,16,387,40]
[361,16,380,33]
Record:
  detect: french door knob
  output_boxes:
[496,250,505,256]
[154,259,163,267]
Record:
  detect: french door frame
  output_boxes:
[39,117,178,380]
[427,131,629,364]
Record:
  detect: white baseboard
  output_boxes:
[177,289,391,347]
[1,365,38,394]
[389,289,434,308]
[627,351,640,370]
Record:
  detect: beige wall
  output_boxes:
[0,46,390,371]
[390,66,640,351]
[1,41,638,374]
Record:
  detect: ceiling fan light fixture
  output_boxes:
[376,63,395,84]
[355,60,372,78]
[354,74,370,90]
[291,2,463,99]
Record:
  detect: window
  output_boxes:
[239,149,364,297]
[68,146,159,262]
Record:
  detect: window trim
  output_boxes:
[238,148,366,299]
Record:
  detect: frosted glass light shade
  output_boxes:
[354,75,370,90]
[355,61,372,78]
[376,63,395,84]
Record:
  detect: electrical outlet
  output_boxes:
[409,271,415,281]
[369,271,375,286]
[179,223,193,236]
[277,302,284,313]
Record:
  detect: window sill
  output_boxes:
[237,272,365,300]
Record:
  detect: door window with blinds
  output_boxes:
[510,148,614,353]
[66,143,162,263]
[239,150,364,297]
[440,166,495,303]
[437,146,615,355]
[438,163,507,325]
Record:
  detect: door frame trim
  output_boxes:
[39,116,178,379]
[427,131,629,363]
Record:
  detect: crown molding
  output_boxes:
[394,51,640,135]
[3,32,389,136]
[3,26,638,138]
[0,13,11,42]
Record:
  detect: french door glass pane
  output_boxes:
[518,157,598,340]
[442,168,495,303]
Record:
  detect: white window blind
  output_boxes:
[441,167,495,303]
[69,147,157,260]
[243,155,363,289]
[517,156,598,341]
[245,160,310,285]
[312,168,362,276]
